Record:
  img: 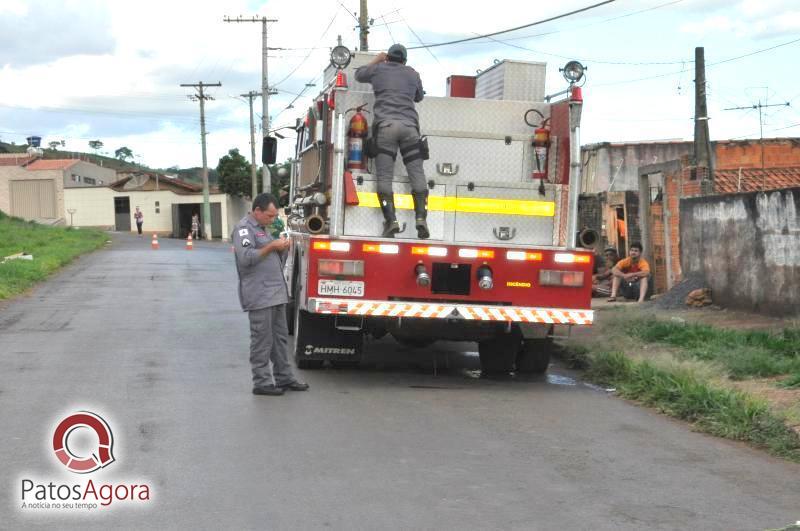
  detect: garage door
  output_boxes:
[10,180,57,219]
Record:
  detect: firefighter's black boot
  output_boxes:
[378,193,401,238]
[412,191,429,239]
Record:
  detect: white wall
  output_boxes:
[64,188,242,240]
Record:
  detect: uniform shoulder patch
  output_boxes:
[238,228,249,237]
[241,238,252,247]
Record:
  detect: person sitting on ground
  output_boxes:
[592,246,619,297]
[608,242,650,303]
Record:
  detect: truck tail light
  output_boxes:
[539,270,585,287]
[506,251,543,261]
[411,246,448,257]
[313,240,351,252]
[362,243,399,254]
[318,259,364,277]
[554,252,591,264]
[458,248,495,259]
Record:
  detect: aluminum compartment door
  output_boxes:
[343,180,448,240]
[384,135,527,185]
[453,184,556,245]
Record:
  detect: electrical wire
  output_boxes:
[407,0,616,50]
[271,10,338,88]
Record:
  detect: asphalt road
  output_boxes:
[1,233,798,530]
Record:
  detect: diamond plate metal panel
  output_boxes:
[343,180,448,240]
[334,91,550,137]
[475,60,547,102]
[453,184,556,246]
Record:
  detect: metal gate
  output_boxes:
[10,180,57,219]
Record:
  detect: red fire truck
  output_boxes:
[284,46,593,374]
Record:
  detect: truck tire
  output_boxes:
[478,325,522,374]
[515,338,553,374]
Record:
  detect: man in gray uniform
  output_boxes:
[232,193,309,396]
[355,43,429,239]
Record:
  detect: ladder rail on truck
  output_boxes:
[284,49,593,374]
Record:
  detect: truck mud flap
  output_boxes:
[295,310,364,362]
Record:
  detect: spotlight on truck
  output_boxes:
[330,45,352,69]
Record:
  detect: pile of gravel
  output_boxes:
[652,273,708,310]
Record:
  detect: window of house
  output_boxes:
[84,177,96,185]
[155,201,160,214]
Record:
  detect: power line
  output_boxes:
[271,10,339,88]
[594,35,800,87]
[407,0,616,50]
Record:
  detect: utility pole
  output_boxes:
[723,99,790,169]
[181,81,221,240]
[693,47,712,180]
[241,91,261,199]
[223,15,278,194]
[359,0,370,51]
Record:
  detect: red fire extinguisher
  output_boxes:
[346,105,369,171]
[525,109,550,181]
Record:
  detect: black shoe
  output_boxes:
[382,220,401,238]
[412,191,429,239]
[252,385,285,396]
[378,193,401,237]
[279,381,309,391]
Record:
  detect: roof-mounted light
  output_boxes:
[560,60,585,84]
[330,45,352,69]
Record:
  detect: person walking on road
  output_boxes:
[191,212,200,240]
[232,193,309,396]
[355,44,429,239]
[134,206,144,237]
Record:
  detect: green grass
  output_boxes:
[0,211,108,299]
[778,373,800,390]
[583,350,800,462]
[625,317,800,381]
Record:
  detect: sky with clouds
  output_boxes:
[1,0,800,169]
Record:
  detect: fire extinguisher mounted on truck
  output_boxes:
[284,43,592,374]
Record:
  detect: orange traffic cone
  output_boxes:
[151,234,159,250]
[186,233,193,250]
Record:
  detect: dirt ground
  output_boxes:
[570,298,800,434]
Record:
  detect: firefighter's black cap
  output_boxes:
[387,44,407,64]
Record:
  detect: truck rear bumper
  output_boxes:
[309,297,593,325]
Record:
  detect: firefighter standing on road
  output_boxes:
[232,193,309,396]
[355,44,429,239]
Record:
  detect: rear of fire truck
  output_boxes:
[284,46,593,374]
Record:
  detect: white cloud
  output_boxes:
[2,0,800,170]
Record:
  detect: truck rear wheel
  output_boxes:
[478,325,522,374]
[515,338,553,374]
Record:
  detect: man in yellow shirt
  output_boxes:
[608,242,650,303]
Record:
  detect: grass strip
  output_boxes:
[583,350,800,462]
[0,211,107,299]
[624,317,800,381]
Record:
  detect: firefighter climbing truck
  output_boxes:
[283,46,593,374]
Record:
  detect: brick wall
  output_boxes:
[716,139,800,170]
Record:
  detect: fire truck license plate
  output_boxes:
[318,280,365,297]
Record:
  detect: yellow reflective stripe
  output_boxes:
[355,192,554,217]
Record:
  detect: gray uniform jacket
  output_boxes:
[354,62,424,126]
[232,214,289,311]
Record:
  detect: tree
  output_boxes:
[216,148,254,197]
[88,140,104,154]
[48,141,60,151]
[114,146,134,162]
